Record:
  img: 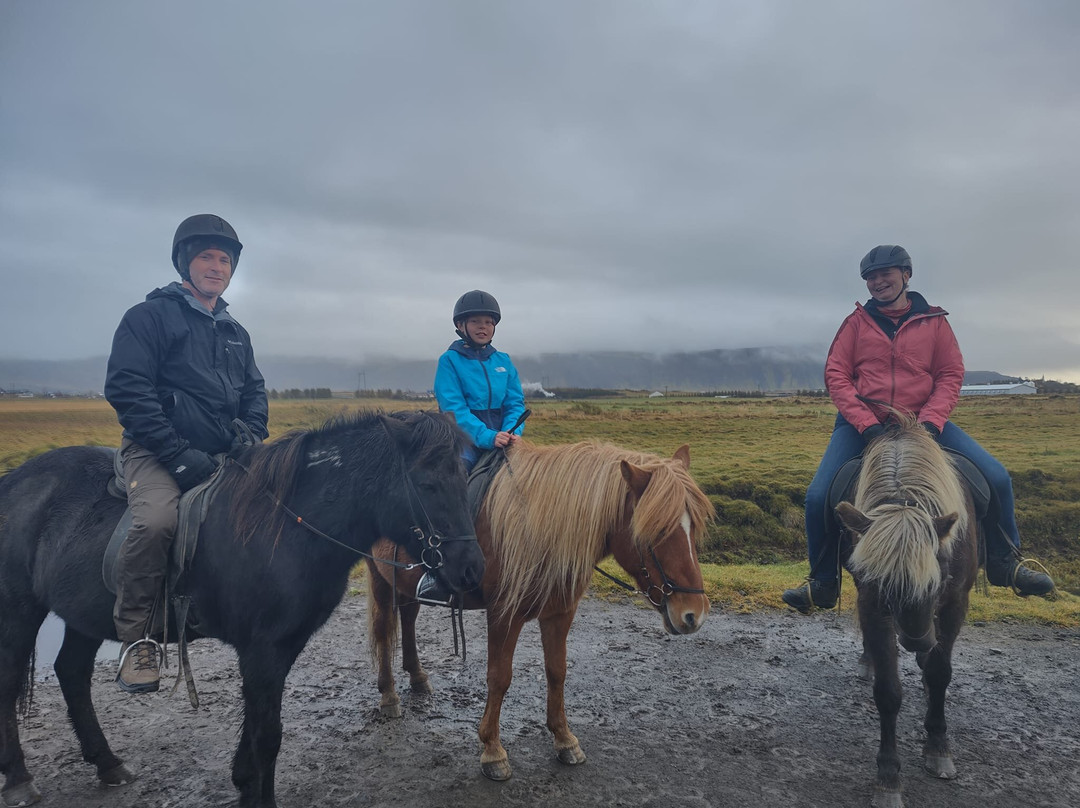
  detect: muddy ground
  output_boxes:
[16,594,1080,808]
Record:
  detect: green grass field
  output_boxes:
[2,393,1078,624]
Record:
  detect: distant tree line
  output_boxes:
[268,388,333,400]
[1032,378,1080,394]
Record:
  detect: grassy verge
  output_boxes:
[4,393,1078,624]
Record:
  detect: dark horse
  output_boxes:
[834,416,978,808]
[0,410,485,808]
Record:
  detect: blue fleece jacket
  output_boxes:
[434,340,526,449]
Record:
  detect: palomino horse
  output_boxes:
[365,439,714,781]
[0,411,485,808]
[834,417,978,808]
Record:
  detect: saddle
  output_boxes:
[827,447,992,521]
[101,447,228,598]
[467,448,508,519]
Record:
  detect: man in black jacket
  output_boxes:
[105,213,269,693]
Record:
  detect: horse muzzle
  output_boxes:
[662,594,710,636]
[893,609,937,653]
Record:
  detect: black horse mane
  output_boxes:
[229,410,465,545]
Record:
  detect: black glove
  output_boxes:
[166,447,217,492]
[861,424,886,444]
[228,418,261,458]
[919,422,941,439]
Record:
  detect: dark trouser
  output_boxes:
[114,438,179,643]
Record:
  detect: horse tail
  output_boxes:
[16,648,36,718]
[365,562,399,671]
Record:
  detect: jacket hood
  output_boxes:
[448,339,496,360]
[148,281,230,315]
[864,290,938,317]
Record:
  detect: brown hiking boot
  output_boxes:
[117,639,161,693]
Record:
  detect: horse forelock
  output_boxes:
[630,459,715,552]
[386,410,466,468]
[849,422,968,604]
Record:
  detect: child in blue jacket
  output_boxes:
[434,290,526,470]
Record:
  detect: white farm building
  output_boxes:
[959,381,1037,396]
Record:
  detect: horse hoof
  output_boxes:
[2,780,42,807]
[481,759,513,781]
[857,661,873,682]
[871,787,903,808]
[410,678,433,695]
[556,744,587,766]
[379,701,402,719]
[99,763,136,787]
[925,755,957,779]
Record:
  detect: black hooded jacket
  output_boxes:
[105,282,269,461]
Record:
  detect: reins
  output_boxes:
[594,546,704,609]
[226,417,475,574]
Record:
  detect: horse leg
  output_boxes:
[232,646,293,808]
[862,605,904,808]
[478,616,525,782]
[53,627,134,787]
[398,598,431,695]
[0,607,45,808]
[921,592,969,780]
[858,636,874,682]
[367,567,403,718]
[538,608,585,766]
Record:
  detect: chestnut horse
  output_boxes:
[365,439,714,781]
[835,417,978,808]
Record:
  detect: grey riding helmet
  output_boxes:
[453,290,501,325]
[860,245,912,279]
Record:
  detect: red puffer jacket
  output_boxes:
[824,296,964,434]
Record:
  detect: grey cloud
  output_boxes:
[1,0,1078,379]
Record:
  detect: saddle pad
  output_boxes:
[827,449,990,520]
[101,451,226,594]
[467,449,507,520]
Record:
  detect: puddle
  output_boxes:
[35,613,120,671]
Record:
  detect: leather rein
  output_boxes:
[594,545,705,609]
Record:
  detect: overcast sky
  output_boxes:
[2,0,1078,381]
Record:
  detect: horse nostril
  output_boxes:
[684,612,696,631]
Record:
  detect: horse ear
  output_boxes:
[933,513,958,541]
[672,444,690,469]
[620,459,653,499]
[835,502,872,536]
[377,414,410,452]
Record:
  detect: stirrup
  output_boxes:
[415,572,457,607]
[1009,558,1057,599]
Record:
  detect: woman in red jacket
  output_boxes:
[782,245,1055,613]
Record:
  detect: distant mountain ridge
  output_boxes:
[0,354,1026,395]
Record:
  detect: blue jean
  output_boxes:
[804,414,1021,581]
[462,442,480,472]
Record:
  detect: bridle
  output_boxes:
[594,543,704,610]
[228,422,477,574]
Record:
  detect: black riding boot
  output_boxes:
[415,572,457,607]
[782,579,839,614]
[984,523,1055,597]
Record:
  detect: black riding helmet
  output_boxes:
[453,290,501,325]
[860,245,912,279]
[171,214,243,281]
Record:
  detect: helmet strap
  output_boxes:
[878,279,909,308]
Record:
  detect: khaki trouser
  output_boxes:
[114,438,179,643]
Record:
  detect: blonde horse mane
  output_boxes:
[482,439,714,621]
[849,417,968,604]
